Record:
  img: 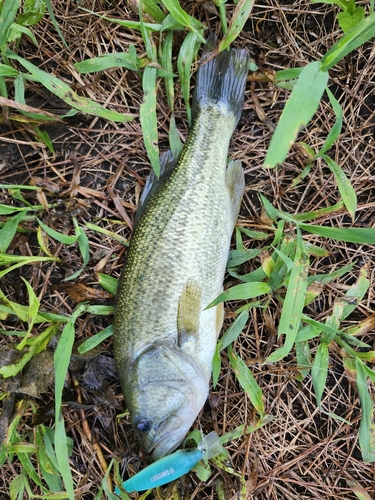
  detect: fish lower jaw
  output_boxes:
[149,425,191,461]
[149,393,208,460]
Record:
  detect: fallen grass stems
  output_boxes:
[0,0,375,498]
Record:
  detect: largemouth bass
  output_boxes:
[113,37,249,460]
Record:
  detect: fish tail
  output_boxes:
[193,34,249,126]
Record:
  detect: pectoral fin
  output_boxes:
[177,281,202,347]
[226,160,245,226]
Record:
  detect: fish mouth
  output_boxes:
[148,422,186,460]
[151,435,180,461]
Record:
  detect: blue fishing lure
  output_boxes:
[115,432,223,494]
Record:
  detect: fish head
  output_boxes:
[125,343,208,460]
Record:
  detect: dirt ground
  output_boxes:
[1,0,375,498]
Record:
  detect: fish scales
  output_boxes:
[115,108,235,365]
[113,36,249,460]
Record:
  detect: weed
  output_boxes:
[0,0,375,498]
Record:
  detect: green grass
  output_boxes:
[222,203,375,463]
[1,0,375,498]
[0,0,132,153]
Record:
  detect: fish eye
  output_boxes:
[136,418,151,432]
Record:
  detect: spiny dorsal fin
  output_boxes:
[135,150,178,224]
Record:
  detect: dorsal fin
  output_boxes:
[135,150,179,224]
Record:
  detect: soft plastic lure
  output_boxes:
[115,432,224,494]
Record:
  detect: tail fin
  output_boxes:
[193,35,249,126]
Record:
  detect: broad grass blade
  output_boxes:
[321,300,344,344]
[217,0,255,52]
[299,223,375,244]
[37,219,77,244]
[77,325,113,354]
[228,346,264,417]
[8,24,38,45]
[206,282,270,309]
[264,61,329,168]
[160,0,204,41]
[160,30,174,111]
[140,8,157,61]
[275,67,304,82]
[0,256,57,280]
[63,219,90,281]
[0,322,57,378]
[294,201,344,221]
[346,315,375,337]
[304,243,329,258]
[35,127,54,152]
[356,359,375,462]
[41,426,61,471]
[142,0,166,23]
[6,50,133,122]
[169,115,183,157]
[16,0,45,26]
[79,8,163,32]
[160,32,184,155]
[320,13,375,71]
[54,308,83,499]
[318,88,343,155]
[9,474,26,499]
[54,418,74,499]
[14,73,50,123]
[45,0,68,49]
[227,248,261,268]
[0,0,21,49]
[238,227,270,240]
[75,51,139,74]
[35,427,62,492]
[322,154,357,219]
[160,14,185,31]
[0,63,18,77]
[177,32,202,125]
[97,273,118,295]
[302,315,340,340]
[0,210,25,253]
[259,193,277,219]
[0,288,65,324]
[18,278,40,346]
[311,343,329,407]
[86,222,128,246]
[340,264,369,320]
[140,66,160,175]
[219,310,249,351]
[212,345,221,388]
[266,236,295,291]
[16,452,43,488]
[295,340,311,380]
[266,231,309,363]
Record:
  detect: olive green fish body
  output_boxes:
[115,108,235,372]
[113,39,249,460]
